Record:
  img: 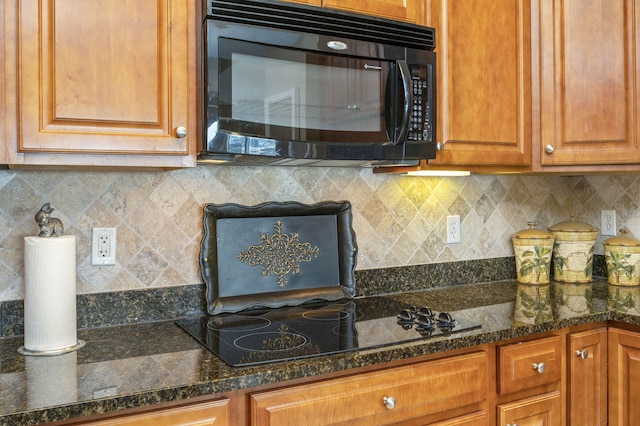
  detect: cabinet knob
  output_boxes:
[382,396,396,409]
[175,126,188,138]
[436,141,445,151]
[532,362,545,373]
[545,144,555,154]
[507,424,519,426]
[576,349,588,359]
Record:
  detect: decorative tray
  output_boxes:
[200,201,357,314]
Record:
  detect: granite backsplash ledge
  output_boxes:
[0,255,607,338]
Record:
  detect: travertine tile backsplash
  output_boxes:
[0,167,637,301]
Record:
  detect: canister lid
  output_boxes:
[549,216,597,232]
[513,222,555,239]
[604,229,640,246]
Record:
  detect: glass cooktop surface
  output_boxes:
[176,296,481,367]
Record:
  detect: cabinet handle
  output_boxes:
[507,424,518,426]
[436,141,445,151]
[545,144,555,154]
[532,362,545,373]
[382,396,396,409]
[175,126,188,138]
[576,349,588,359]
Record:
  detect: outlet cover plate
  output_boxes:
[601,210,616,236]
[92,227,116,265]
[447,215,461,244]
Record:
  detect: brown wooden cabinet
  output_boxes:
[0,0,6,165]
[4,0,197,168]
[608,327,640,425]
[496,334,564,426]
[421,0,531,173]
[325,0,424,24]
[567,328,607,426]
[285,0,322,5]
[383,0,640,175]
[284,0,424,25]
[497,391,562,426]
[73,398,230,426]
[497,335,562,395]
[250,351,488,425]
[531,0,640,173]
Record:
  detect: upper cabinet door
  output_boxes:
[323,0,425,24]
[9,0,196,168]
[533,0,640,170]
[424,0,531,172]
[0,1,6,165]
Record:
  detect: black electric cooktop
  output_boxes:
[176,296,481,367]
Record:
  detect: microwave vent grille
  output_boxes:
[207,0,435,51]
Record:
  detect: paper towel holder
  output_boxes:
[18,340,86,357]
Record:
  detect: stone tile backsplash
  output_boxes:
[0,167,637,301]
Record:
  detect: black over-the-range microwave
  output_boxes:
[199,0,436,167]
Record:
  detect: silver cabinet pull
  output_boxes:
[533,362,545,373]
[545,144,555,154]
[507,424,519,426]
[382,396,396,409]
[436,141,445,151]
[176,126,188,138]
[576,349,588,359]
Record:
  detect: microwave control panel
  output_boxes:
[407,64,433,142]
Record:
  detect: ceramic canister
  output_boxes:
[603,230,640,286]
[512,222,555,284]
[548,217,598,283]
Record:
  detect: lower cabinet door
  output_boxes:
[79,399,230,426]
[608,327,640,425]
[497,391,561,426]
[250,351,488,426]
[567,328,607,425]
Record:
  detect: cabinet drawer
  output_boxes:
[251,351,488,426]
[498,335,561,395]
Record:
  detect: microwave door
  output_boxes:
[214,38,393,147]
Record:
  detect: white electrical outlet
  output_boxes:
[447,215,461,244]
[92,228,116,265]
[601,210,617,236]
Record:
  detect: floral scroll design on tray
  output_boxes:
[237,220,321,288]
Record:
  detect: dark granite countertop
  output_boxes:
[2,278,639,425]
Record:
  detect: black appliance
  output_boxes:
[200,0,437,166]
[176,298,481,367]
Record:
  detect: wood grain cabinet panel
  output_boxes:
[608,327,640,425]
[284,0,424,24]
[250,351,488,426]
[532,0,640,170]
[497,391,562,426]
[427,411,488,426]
[324,0,424,24]
[423,0,531,172]
[285,0,322,5]
[498,335,562,395]
[567,328,607,426]
[0,0,6,165]
[78,398,230,426]
[6,0,197,168]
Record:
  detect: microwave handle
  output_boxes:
[395,60,413,144]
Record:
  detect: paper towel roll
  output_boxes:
[22,235,80,354]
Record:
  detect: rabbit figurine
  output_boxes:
[35,203,64,237]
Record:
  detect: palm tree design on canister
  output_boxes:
[512,222,555,284]
[519,245,553,283]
